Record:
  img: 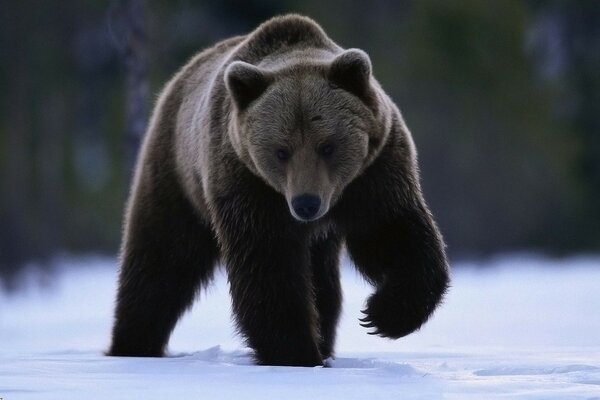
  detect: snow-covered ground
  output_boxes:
[1,255,599,399]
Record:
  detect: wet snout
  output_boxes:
[291,194,321,220]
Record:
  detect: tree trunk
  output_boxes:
[112,0,149,175]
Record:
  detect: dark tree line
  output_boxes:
[1,0,599,289]
[110,0,150,173]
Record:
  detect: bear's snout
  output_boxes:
[291,194,321,221]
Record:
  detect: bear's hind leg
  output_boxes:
[108,178,219,357]
[310,231,342,360]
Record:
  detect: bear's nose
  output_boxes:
[291,194,321,220]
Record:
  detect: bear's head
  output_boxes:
[225,49,389,222]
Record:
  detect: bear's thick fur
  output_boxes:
[109,14,449,366]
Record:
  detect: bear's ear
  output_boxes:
[328,49,375,106]
[225,61,272,110]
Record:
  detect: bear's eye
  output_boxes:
[319,143,335,158]
[276,148,291,162]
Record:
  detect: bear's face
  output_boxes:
[226,50,381,222]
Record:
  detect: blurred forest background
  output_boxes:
[1,0,599,288]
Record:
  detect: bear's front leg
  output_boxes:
[212,188,323,366]
[310,230,342,359]
[228,246,322,366]
[346,203,450,339]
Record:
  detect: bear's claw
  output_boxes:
[359,312,382,336]
[359,321,375,328]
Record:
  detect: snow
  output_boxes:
[1,254,600,399]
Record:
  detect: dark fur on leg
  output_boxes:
[108,175,219,357]
[227,249,322,366]
[310,230,342,359]
[211,170,323,367]
[334,131,450,340]
[346,205,449,338]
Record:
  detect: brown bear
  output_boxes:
[108,14,449,367]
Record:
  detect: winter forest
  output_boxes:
[1,1,599,399]
[1,0,599,285]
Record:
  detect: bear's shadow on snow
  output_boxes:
[171,345,421,374]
